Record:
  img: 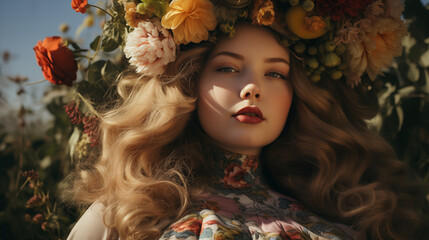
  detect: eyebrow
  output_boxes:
[211,51,289,64]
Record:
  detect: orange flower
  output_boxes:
[344,17,406,85]
[33,36,78,86]
[71,0,88,14]
[124,2,147,27]
[161,0,217,44]
[252,0,275,26]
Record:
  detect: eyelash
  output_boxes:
[216,67,287,80]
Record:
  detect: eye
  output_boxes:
[216,66,239,73]
[266,72,287,80]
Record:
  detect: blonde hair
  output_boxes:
[64,29,428,239]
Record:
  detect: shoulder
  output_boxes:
[67,202,118,240]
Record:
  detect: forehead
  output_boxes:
[211,24,289,60]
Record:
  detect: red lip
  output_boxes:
[232,107,264,124]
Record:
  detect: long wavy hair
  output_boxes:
[64,26,428,239]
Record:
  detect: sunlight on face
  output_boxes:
[197,24,293,155]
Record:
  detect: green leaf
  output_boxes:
[86,60,106,83]
[90,35,101,51]
[407,63,420,82]
[101,61,120,83]
[396,106,404,131]
[68,127,82,163]
[99,2,127,52]
[101,36,120,52]
[68,41,81,50]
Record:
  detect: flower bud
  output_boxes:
[330,70,343,80]
[307,46,317,55]
[32,214,44,224]
[308,58,319,69]
[41,222,48,231]
[324,41,336,52]
[84,15,95,27]
[323,53,341,67]
[96,8,105,17]
[310,74,321,82]
[59,23,69,33]
[334,44,346,55]
[289,0,300,6]
[302,0,314,12]
[294,43,306,53]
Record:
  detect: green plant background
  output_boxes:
[0,0,428,239]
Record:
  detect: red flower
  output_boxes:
[171,216,202,235]
[281,229,304,240]
[71,0,88,14]
[222,163,249,188]
[33,36,77,86]
[64,101,82,125]
[82,115,100,146]
[242,155,258,171]
[314,0,373,21]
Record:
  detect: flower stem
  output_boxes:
[24,79,48,86]
[87,4,113,18]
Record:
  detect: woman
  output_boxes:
[64,0,429,239]
[65,20,428,239]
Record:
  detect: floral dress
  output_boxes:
[160,150,356,240]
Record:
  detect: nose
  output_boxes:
[240,83,261,100]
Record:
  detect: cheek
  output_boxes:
[267,83,293,124]
[197,85,229,132]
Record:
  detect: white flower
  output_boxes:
[124,20,176,76]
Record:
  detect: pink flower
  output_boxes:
[124,20,176,76]
[32,214,44,224]
[26,195,43,208]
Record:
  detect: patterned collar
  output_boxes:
[212,149,262,190]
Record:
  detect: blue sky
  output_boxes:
[0,0,104,127]
[0,0,428,127]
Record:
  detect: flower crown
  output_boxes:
[120,0,406,87]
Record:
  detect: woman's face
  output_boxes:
[197,24,293,155]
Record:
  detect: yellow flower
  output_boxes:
[161,0,217,44]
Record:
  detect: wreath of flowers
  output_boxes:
[35,0,407,87]
[30,0,408,153]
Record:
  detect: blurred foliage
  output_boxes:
[375,0,429,181]
[0,0,428,239]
